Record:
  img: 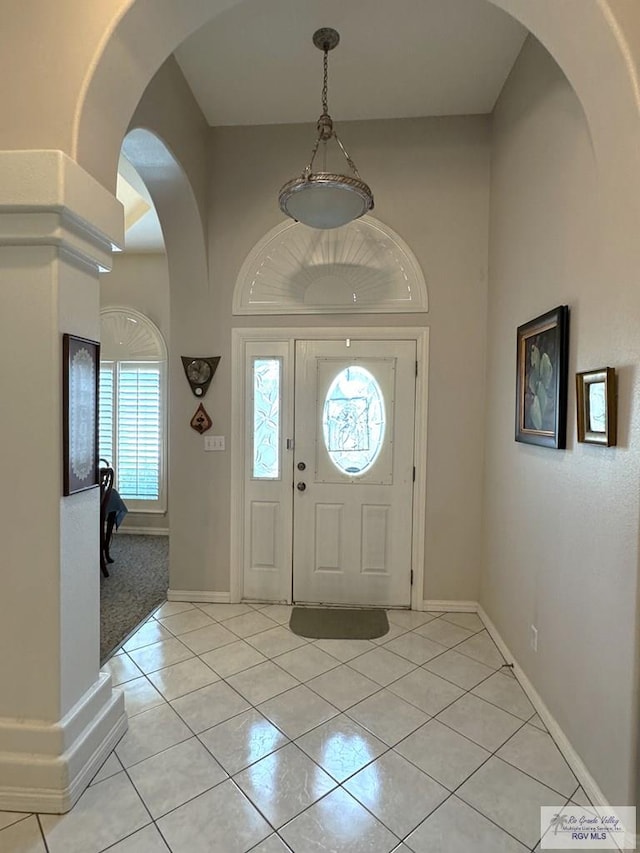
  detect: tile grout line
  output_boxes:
[276,614,575,849]
[173,621,576,848]
[119,607,450,681]
[114,617,526,777]
[23,605,569,853]
[183,621,513,847]
[109,621,431,847]
[138,608,562,828]
[36,813,51,853]
[206,607,570,847]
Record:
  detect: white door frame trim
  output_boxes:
[230,326,429,611]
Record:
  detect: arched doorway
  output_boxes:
[121,126,211,596]
[0,0,639,821]
[75,1,640,824]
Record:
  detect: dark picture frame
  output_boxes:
[63,333,100,495]
[576,367,617,446]
[515,305,569,449]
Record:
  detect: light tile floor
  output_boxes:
[0,603,591,853]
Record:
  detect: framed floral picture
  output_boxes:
[576,367,616,446]
[63,333,100,495]
[515,305,569,449]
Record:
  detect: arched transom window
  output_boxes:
[233,215,428,315]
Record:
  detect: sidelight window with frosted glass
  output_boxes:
[252,357,282,479]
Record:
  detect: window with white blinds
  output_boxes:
[118,364,161,500]
[99,309,167,512]
[99,365,115,470]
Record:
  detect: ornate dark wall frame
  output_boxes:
[181,356,221,397]
[515,305,570,449]
[63,333,100,495]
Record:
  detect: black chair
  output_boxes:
[99,466,115,577]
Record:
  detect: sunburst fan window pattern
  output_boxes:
[234,216,428,316]
[252,358,281,480]
[99,309,167,510]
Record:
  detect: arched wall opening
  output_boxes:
[120,126,212,594]
[1,0,639,820]
[70,0,640,817]
[74,1,640,196]
[101,149,170,534]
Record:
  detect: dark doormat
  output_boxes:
[290,606,389,640]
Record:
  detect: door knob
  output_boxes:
[296,482,306,491]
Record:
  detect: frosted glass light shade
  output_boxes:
[279,173,374,229]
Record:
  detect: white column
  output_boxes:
[0,151,127,813]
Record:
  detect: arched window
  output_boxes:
[99,308,167,512]
[233,215,428,316]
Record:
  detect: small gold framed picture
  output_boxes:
[575,367,616,446]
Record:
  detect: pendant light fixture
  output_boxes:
[278,28,374,229]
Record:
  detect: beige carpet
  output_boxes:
[100,533,168,662]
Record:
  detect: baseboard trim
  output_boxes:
[422,599,478,612]
[118,527,169,536]
[167,589,231,603]
[0,674,127,813]
[477,605,612,814]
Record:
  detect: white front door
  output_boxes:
[292,339,416,607]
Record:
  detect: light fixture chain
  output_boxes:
[304,133,322,177]
[333,131,362,178]
[322,47,329,115]
[278,27,374,225]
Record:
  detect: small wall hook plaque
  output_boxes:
[190,403,212,434]
[181,356,220,397]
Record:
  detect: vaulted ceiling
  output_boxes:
[174,0,527,126]
[121,0,527,251]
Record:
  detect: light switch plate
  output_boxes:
[204,435,225,451]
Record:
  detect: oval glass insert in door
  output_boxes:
[322,365,385,476]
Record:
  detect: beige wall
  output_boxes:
[100,251,170,533]
[482,36,640,807]
[170,115,491,599]
[124,61,489,605]
[92,27,640,808]
[127,58,212,591]
[2,0,639,817]
[101,252,169,337]
[129,56,211,237]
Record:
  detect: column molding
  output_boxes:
[0,149,123,269]
[0,675,127,813]
[0,150,127,813]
